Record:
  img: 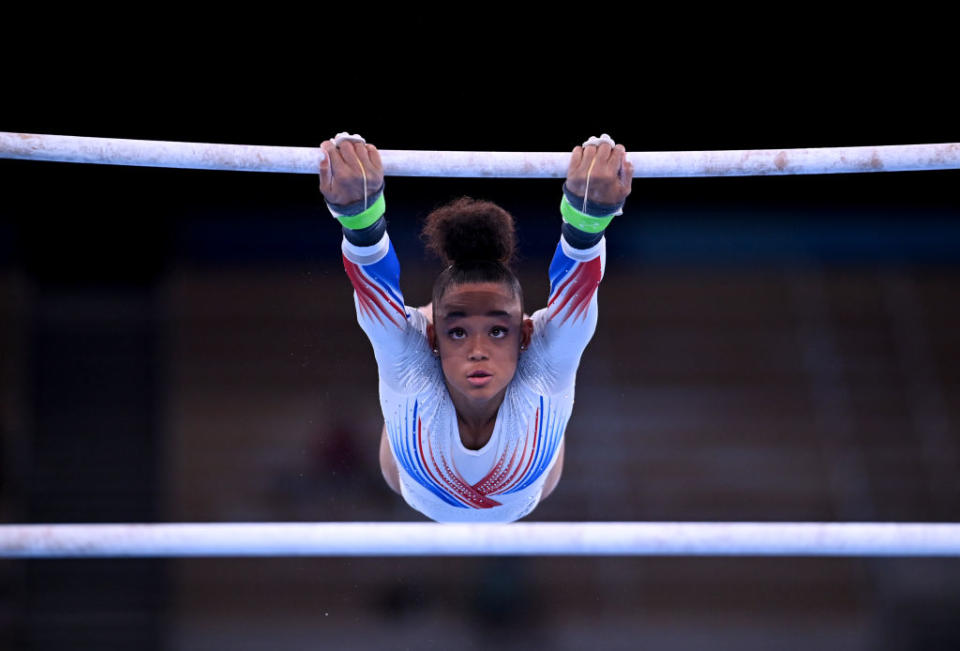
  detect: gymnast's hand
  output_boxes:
[565,135,633,206]
[318,135,384,206]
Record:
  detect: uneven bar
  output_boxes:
[1,522,959,557]
[2,132,958,178]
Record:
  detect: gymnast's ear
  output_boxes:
[426,321,437,352]
[521,317,533,351]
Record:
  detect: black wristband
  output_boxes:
[562,182,625,217]
[342,215,387,247]
[562,221,604,249]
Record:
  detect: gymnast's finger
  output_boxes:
[579,144,598,172]
[595,141,614,164]
[622,158,634,194]
[608,144,626,175]
[359,144,385,193]
[338,140,365,171]
[350,140,373,169]
[599,143,625,178]
[365,144,383,173]
[319,140,337,190]
[567,145,585,176]
[327,138,351,174]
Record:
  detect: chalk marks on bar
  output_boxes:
[1,132,958,178]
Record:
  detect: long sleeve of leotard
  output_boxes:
[523,181,620,395]
[527,230,606,394]
[341,228,434,394]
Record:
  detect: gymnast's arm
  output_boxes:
[534,135,633,391]
[319,135,428,393]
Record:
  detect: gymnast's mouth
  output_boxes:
[467,371,493,387]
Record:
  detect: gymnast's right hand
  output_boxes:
[318,134,384,206]
[566,134,633,206]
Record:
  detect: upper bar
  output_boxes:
[2,132,958,178]
[1,522,959,557]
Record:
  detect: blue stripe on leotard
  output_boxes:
[505,395,564,494]
[390,399,467,508]
[362,240,405,312]
[548,244,578,299]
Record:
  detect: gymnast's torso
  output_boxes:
[342,228,606,522]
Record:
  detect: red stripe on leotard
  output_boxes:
[547,257,602,326]
[342,256,406,328]
[417,417,501,509]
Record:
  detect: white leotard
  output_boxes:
[341,227,605,522]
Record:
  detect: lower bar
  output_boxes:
[1,522,958,557]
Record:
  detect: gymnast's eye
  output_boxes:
[448,327,466,339]
[491,326,508,338]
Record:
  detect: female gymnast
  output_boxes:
[319,133,632,522]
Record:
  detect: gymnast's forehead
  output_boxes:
[439,283,520,321]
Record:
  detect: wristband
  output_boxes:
[559,195,615,233]
[562,221,604,249]
[562,182,625,218]
[328,191,386,230]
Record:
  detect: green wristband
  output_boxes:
[559,195,616,233]
[335,193,386,230]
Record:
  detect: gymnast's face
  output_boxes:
[428,282,533,408]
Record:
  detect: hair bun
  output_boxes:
[421,197,516,268]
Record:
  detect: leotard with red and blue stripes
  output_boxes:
[341,220,605,522]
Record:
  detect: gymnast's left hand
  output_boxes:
[566,138,633,205]
[318,137,384,206]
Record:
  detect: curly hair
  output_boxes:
[420,196,524,312]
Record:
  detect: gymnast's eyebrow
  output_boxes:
[443,309,511,322]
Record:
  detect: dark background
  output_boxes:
[2,15,958,651]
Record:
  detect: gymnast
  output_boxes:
[319,133,633,522]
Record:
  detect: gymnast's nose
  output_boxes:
[468,340,489,361]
